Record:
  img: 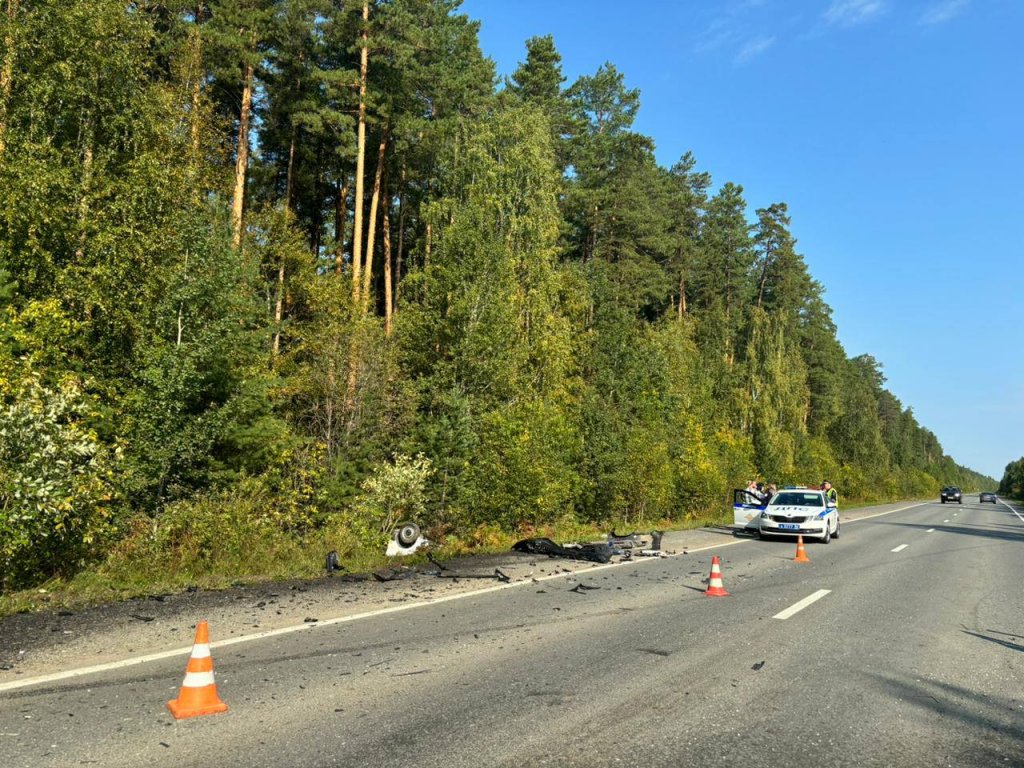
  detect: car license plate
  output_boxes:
[779,523,800,530]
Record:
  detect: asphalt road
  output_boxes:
[2,496,1022,767]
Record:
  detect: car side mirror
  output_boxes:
[827,501,837,508]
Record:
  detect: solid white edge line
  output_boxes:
[891,544,908,553]
[773,589,831,620]
[1000,499,1024,524]
[0,501,931,693]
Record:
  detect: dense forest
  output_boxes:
[0,0,995,593]
[999,458,1024,500]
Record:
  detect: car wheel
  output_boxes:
[832,519,840,540]
[941,499,946,504]
[958,499,962,504]
[822,525,831,544]
[396,522,421,547]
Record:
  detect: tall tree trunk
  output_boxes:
[678,273,686,320]
[231,54,254,249]
[0,0,20,160]
[383,185,393,336]
[424,221,431,271]
[395,188,405,305]
[187,4,205,189]
[311,143,323,257]
[74,120,95,261]
[351,0,369,306]
[756,258,770,308]
[344,2,372,422]
[285,123,298,209]
[361,133,387,313]
[334,177,348,275]
[272,260,285,356]
[177,250,190,347]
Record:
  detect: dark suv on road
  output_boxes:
[940,486,962,504]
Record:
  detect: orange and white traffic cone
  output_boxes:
[705,555,730,597]
[793,535,811,563]
[167,620,228,719]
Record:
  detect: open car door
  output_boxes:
[733,489,766,532]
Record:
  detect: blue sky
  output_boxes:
[461,0,1023,481]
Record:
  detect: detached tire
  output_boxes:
[396,522,421,548]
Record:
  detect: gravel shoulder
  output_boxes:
[0,500,920,682]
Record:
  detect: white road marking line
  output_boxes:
[0,542,723,693]
[0,500,933,693]
[926,529,935,533]
[943,519,950,523]
[773,589,831,620]
[1000,500,1024,524]
[891,544,909,553]
[846,502,927,522]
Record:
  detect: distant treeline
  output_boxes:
[0,1,995,590]
[999,459,1024,499]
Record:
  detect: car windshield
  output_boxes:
[770,492,824,507]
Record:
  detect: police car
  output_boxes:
[756,488,839,543]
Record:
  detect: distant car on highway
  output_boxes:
[940,486,962,504]
[757,488,839,543]
[979,491,998,504]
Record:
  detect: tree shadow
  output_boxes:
[961,628,1024,653]
[879,520,1024,544]
[863,671,1024,763]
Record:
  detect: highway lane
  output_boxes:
[2,497,1022,767]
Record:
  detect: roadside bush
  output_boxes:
[0,376,119,589]
[348,454,433,546]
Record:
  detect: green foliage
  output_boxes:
[0,0,997,597]
[350,453,432,543]
[999,457,1024,498]
[0,377,119,589]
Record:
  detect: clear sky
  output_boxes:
[460,0,1023,481]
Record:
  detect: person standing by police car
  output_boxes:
[822,480,838,505]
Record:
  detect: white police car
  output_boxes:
[757,488,839,543]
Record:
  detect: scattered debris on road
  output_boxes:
[426,553,510,582]
[512,538,612,563]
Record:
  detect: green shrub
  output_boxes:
[0,376,119,589]
[349,454,433,545]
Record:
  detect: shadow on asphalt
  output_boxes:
[877,521,1024,543]
[961,629,1024,653]
[864,671,1024,763]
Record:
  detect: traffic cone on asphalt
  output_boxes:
[167,620,228,719]
[793,535,811,563]
[705,555,730,597]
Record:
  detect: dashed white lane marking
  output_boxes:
[773,589,831,620]
[943,519,950,523]
[891,544,909,553]
[926,529,936,533]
